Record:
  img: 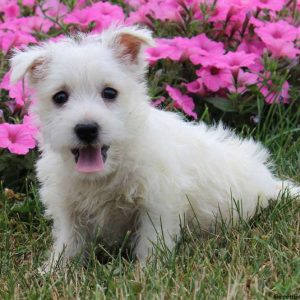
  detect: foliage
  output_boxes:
[0,0,300,189]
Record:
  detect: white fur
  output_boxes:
[10,26,299,268]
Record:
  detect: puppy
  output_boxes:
[10,26,299,268]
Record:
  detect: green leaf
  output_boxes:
[206,97,237,112]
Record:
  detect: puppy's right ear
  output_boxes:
[101,25,154,71]
[10,47,48,84]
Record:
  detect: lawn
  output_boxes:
[0,103,299,299]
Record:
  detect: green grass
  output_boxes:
[0,104,299,299]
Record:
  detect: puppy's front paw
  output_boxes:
[134,237,154,265]
[38,251,67,275]
[38,259,54,275]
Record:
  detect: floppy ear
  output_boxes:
[10,47,48,84]
[101,25,154,67]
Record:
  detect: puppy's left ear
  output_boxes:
[102,26,154,69]
[10,46,48,84]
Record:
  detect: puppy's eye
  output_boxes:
[53,91,69,105]
[101,87,118,101]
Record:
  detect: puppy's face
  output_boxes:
[10,27,153,177]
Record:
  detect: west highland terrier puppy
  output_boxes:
[10,26,299,269]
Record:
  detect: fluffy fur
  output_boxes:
[10,26,299,268]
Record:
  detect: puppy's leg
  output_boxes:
[135,202,184,263]
[42,211,86,272]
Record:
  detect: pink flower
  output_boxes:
[64,2,124,31]
[151,96,166,107]
[197,66,232,92]
[255,21,299,58]
[126,5,153,26]
[17,16,53,33]
[206,0,249,23]
[256,20,298,44]
[266,40,299,59]
[260,81,289,104]
[0,0,20,20]
[238,40,265,56]
[166,85,197,119]
[237,40,265,72]
[146,35,224,65]
[126,0,182,25]
[124,0,147,8]
[150,36,220,63]
[146,38,183,63]
[224,51,257,71]
[92,1,125,24]
[208,2,230,22]
[152,0,183,22]
[0,17,52,34]
[148,35,223,65]
[249,16,265,28]
[183,78,205,95]
[22,0,35,7]
[192,53,229,68]
[146,46,169,64]
[0,30,37,53]
[0,123,36,155]
[36,0,68,19]
[189,34,225,64]
[73,0,87,10]
[252,0,285,11]
[0,71,34,110]
[64,8,96,29]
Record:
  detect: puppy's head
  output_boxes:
[10,26,154,177]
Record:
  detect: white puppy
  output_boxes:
[10,26,299,267]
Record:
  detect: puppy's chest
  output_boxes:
[69,183,141,245]
[93,201,139,247]
[70,180,141,210]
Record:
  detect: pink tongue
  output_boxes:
[76,147,104,173]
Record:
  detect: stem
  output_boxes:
[37,2,69,34]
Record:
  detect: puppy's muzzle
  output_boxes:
[74,122,99,143]
[72,122,110,173]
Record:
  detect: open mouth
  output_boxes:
[71,145,110,173]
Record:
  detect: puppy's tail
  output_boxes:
[276,180,300,199]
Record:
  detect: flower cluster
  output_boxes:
[0,0,299,155]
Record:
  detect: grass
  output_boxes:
[0,104,299,299]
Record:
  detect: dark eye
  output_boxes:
[52,91,69,105]
[101,87,118,101]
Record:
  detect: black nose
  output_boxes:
[74,123,99,143]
